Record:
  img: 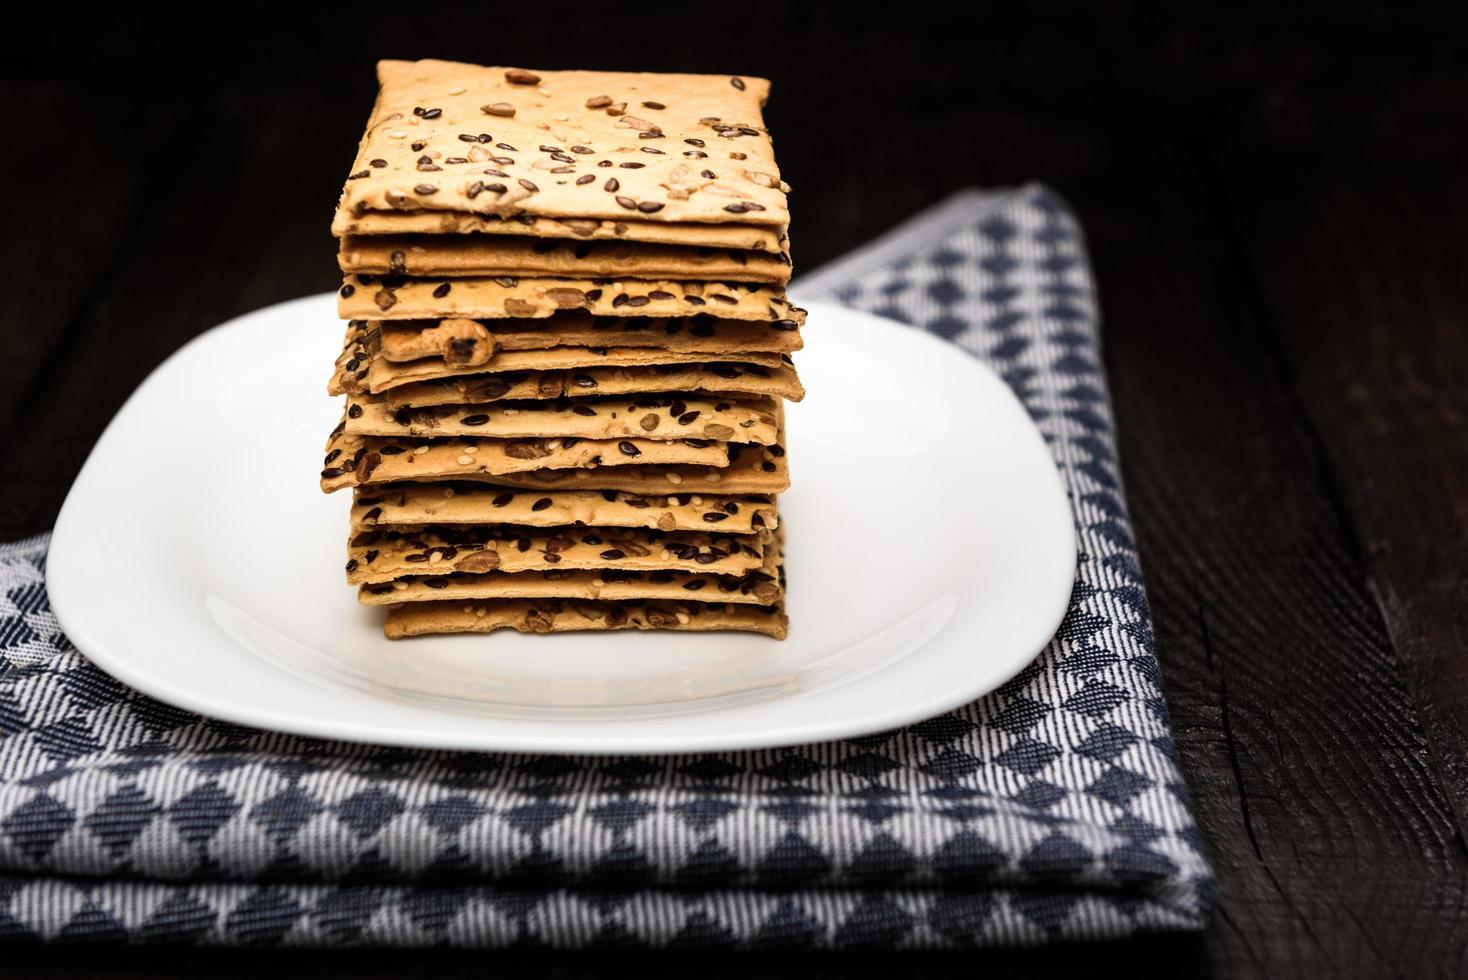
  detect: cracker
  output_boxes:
[338,274,795,322]
[344,394,780,445]
[365,343,786,395]
[331,318,795,397]
[383,597,788,640]
[376,312,803,364]
[333,208,786,253]
[321,427,731,493]
[447,439,789,495]
[347,524,769,584]
[383,362,805,408]
[352,484,778,535]
[330,318,789,395]
[338,60,788,229]
[339,234,790,284]
[359,538,783,605]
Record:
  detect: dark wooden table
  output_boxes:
[6,4,1466,977]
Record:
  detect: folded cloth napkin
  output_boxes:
[0,185,1213,948]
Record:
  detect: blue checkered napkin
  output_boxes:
[0,185,1212,948]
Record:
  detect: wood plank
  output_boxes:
[1080,113,1468,974]
[0,87,360,539]
[0,81,179,430]
[1224,77,1468,843]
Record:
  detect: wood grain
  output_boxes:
[4,3,1468,977]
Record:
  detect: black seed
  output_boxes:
[460,414,489,426]
[730,77,746,90]
[532,497,552,511]
[572,373,598,388]
[600,549,626,560]
[703,512,728,523]
[345,559,358,572]
[678,411,700,425]
[572,405,596,416]
[347,403,363,418]
[370,158,388,167]
[519,178,539,192]
[340,284,355,298]
[618,441,641,456]
[493,493,513,506]
[433,282,452,298]
[415,184,439,195]
[576,174,595,185]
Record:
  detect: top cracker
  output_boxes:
[338,60,789,227]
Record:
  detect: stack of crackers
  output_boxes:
[320,60,801,640]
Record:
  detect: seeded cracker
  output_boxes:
[340,235,791,284]
[435,441,790,496]
[334,208,787,253]
[339,61,788,228]
[384,598,788,640]
[374,312,803,364]
[344,394,780,445]
[329,318,793,396]
[382,362,805,408]
[360,536,784,605]
[339,274,797,322]
[363,342,787,395]
[321,429,733,493]
[347,524,769,584]
[352,485,778,535]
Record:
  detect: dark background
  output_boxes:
[5,2,1467,977]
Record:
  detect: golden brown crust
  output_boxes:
[337,60,788,229]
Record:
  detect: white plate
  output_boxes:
[48,295,1075,754]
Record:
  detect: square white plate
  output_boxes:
[47,296,1075,754]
